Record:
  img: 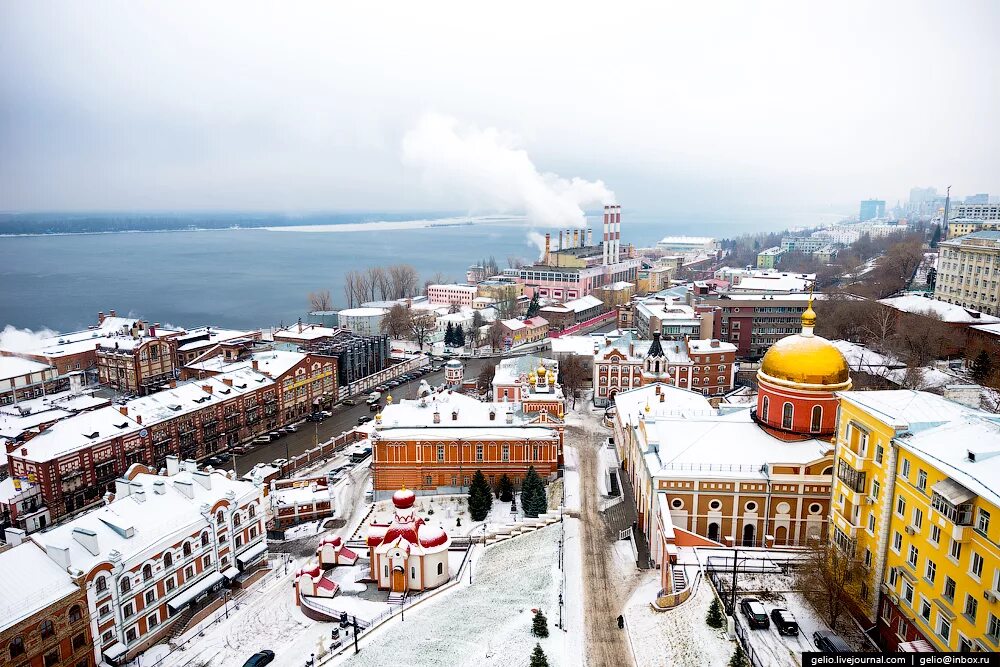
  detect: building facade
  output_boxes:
[860,199,886,222]
[498,317,549,347]
[426,284,477,307]
[756,246,784,269]
[0,357,63,406]
[946,219,1000,240]
[934,231,1000,316]
[697,293,810,359]
[950,203,1000,221]
[95,321,183,396]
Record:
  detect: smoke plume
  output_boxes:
[0,325,58,352]
[402,113,615,230]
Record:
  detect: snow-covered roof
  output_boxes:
[0,356,54,381]
[377,392,529,428]
[0,389,108,439]
[613,383,713,420]
[562,295,603,312]
[0,542,80,633]
[687,339,737,354]
[493,356,557,386]
[837,390,994,431]
[271,484,330,506]
[549,336,600,357]
[377,426,558,441]
[0,476,38,504]
[878,295,1000,324]
[176,327,254,352]
[247,350,306,378]
[31,468,261,575]
[971,322,1000,338]
[729,274,811,293]
[658,236,715,245]
[338,307,389,318]
[126,381,223,424]
[272,324,341,341]
[15,405,143,463]
[634,297,700,322]
[830,340,905,371]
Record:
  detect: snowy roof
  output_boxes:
[836,390,995,431]
[15,405,143,463]
[0,389,108,439]
[176,327,254,352]
[0,406,74,440]
[126,381,223,424]
[271,484,330,506]
[729,274,811,293]
[0,356,54,381]
[248,350,306,378]
[0,476,38,504]
[971,322,1000,338]
[687,339,737,354]
[377,392,530,429]
[897,414,1000,508]
[658,236,715,245]
[831,340,904,371]
[613,383,713,420]
[338,307,389,317]
[562,295,603,312]
[0,542,80,633]
[377,426,558,442]
[878,295,1000,324]
[493,356,557,385]
[549,336,600,357]
[273,324,341,341]
[31,469,261,574]
[634,297,700,322]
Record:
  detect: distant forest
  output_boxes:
[0,211,455,236]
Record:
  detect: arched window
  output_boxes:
[200,532,210,547]
[120,577,131,594]
[233,513,242,528]
[760,396,769,421]
[810,405,823,432]
[69,605,82,623]
[782,402,794,430]
[216,510,225,525]
[437,562,444,575]
[183,542,192,557]
[95,576,107,594]
[9,636,24,658]
[248,505,256,519]
[164,552,173,568]
[142,564,153,582]
[40,619,54,639]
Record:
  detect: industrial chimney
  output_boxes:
[573,229,580,248]
[602,205,611,265]
[544,233,551,264]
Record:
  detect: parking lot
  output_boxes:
[733,590,829,666]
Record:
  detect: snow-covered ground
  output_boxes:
[334,522,580,667]
[624,575,735,667]
[282,519,325,540]
[734,591,828,666]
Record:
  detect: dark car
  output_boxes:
[242,650,275,667]
[369,402,381,412]
[305,412,325,422]
[770,608,799,636]
[357,415,372,425]
[813,630,851,653]
[739,598,769,629]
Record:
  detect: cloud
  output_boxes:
[0,325,58,352]
[402,113,614,228]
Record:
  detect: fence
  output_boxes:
[270,429,367,479]
[733,614,767,667]
[346,354,428,397]
[548,310,617,338]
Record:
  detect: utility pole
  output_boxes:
[730,548,739,614]
[352,616,359,654]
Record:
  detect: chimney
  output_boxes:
[602,205,611,266]
[252,360,259,371]
[118,405,128,417]
[223,378,233,387]
[132,488,146,503]
[149,324,156,337]
[202,384,213,394]
[506,412,514,424]
[183,459,198,473]
[153,480,166,495]
[558,230,564,251]
[165,455,180,476]
[660,393,665,403]
[135,415,142,425]
[192,470,212,490]
[573,229,580,248]
[72,527,100,555]
[115,478,132,497]
[544,233,551,264]
[711,339,720,348]
[109,309,117,318]
[298,318,303,333]
[45,544,72,570]
[103,491,114,505]
[566,228,572,248]
[433,410,440,424]
[614,205,622,263]
[173,479,195,499]
[69,372,83,396]
[5,527,26,546]
[98,311,105,324]
[587,229,593,246]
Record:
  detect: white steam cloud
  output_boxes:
[0,325,58,352]
[402,113,615,233]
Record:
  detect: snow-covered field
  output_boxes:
[336,523,575,667]
[624,576,735,667]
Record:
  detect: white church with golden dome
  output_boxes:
[612,300,852,597]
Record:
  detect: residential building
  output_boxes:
[475,278,524,304]
[632,296,712,340]
[95,321,183,396]
[946,219,1000,240]
[964,194,990,205]
[780,236,829,254]
[933,231,1000,316]
[636,264,674,295]
[696,293,811,358]
[538,295,604,330]
[830,390,1000,652]
[0,541,92,667]
[950,203,1000,221]
[491,356,563,415]
[498,317,549,348]
[297,331,391,389]
[270,477,333,529]
[28,461,267,664]
[812,227,862,245]
[593,331,736,406]
[756,246,784,269]
[175,328,260,367]
[426,284,477,307]
[728,271,814,294]
[369,391,563,498]
[860,199,886,222]
[592,281,635,307]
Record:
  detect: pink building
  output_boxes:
[426,284,477,307]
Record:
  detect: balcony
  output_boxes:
[837,459,867,495]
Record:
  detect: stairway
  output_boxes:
[671,566,687,593]
[386,592,405,605]
[166,606,197,642]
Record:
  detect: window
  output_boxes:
[989,613,1000,642]
[120,577,132,594]
[424,475,432,486]
[145,589,155,605]
[875,444,884,464]
[972,551,985,579]
[908,545,918,567]
[979,508,991,535]
[248,505,256,519]
[903,582,914,605]
[164,552,173,568]
[901,458,910,479]
[148,612,158,628]
[892,531,902,553]
[143,564,153,581]
[185,566,194,580]
[476,445,483,462]
[166,578,176,592]
[45,650,59,667]
[781,402,793,429]
[502,445,510,462]
[965,594,978,622]
[939,616,951,643]
[760,396,769,421]
[69,604,83,623]
[896,495,906,517]
[233,513,242,527]
[216,510,225,525]
[183,543,192,557]
[235,535,243,549]
[203,555,212,569]
[950,539,962,561]
[925,559,936,583]
[9,636,25,658]
[125,627,137,643]
[944,577,956,601]
[437,445,445,462]
[930,524,941,545]
[871,479,880,499]
[912,508,923,529]
[896,618,906,638]
[917,469,927,492]
[864,548,872,568]
[102,630,113,644]
[201,532,210,547]
[123,602,134,618]
[888,567,898,586]
[810,405,822,432]
[437,562,443,575]
[95,576,107,593]
[920,597,931,621]
[73,632,86,650]
[867,513,875,533]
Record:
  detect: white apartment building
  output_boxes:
[934,231,1000,316]
[25,459,267,665]
[950,203,1000,221]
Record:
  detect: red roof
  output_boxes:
[392,488,416,509]
[418,524,448,548]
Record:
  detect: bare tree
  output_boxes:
[410,312,436,351]
[558,355,589,409]
[487,319,506,351]
[380,304,413,339]
[797,540,864,633]
[507,256,525,269]
[891,311,953,366]
[343,271,360,308]
[388,264,420,299]
[308,289,333,312]
[427,271,448,286]
[476,360,498,394]
[861,304,897,354]
[466,323,484,351]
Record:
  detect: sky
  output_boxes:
[0,1,998,221]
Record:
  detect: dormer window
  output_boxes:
[452,411,458,421]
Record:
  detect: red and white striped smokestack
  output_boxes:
[614,205,622,263]
[602,205,611,265]
[573,229,580,248]
[544,233,551,264]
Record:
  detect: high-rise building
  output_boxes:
[965,193,990,205]
[950,203,1000,221]
[934,231,1000,316]
[860,199,886,222]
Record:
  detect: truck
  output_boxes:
[367,391,381,403]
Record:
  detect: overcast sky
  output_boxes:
[1,1,997,219]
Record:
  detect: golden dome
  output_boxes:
[758,333,851,390]
[801,302,817,328]
[537,364,547,377]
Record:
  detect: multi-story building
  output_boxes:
[636,264,674,295]
[96,321,183,396]
[298,332,391,389]
[28,461,267,664]
[950,203,1000,221]
[728,271,813,294]
[830,390,1000,652]
[632,296,712,340]
[593,331,736,406]
[0,541,92,667]
[498,317,549,348]
[1,357,63,406]
[780,236,829,254]
[860,199,886,222]
[4,369,278,524]
[756,246,784,269]
[369,391,563,498]
[934,231,1000,316]
[947,219,1000,240]
[335,308,388,336]
[175,328,261,367]
[592,281,635,307]
[475,278,524,304]
[538,295,604,330]
[697,293,810,359]
[812,227,862,246]
[656,237,718,254]
[426,284,477,307]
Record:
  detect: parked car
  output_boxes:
[306,412,324,422]
[271,458,288,468]
[252,436,272,445]
[206,456,224,467]
[739,598,769,629]
[284,424,299,433]
[343,398,357,406]
[357,415,372,425]
[268,431,282,439]
[242,650,275,667]
[369,402,381,412]
[215,452,231,462]
[769,608,799,636]
[813,630,852,653]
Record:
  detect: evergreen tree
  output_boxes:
[467,469,492,521]
[930,224,942,248]
[521,466,547,518]
[498,474,514,502]
[972,349,993,385]
[706,597,724,629]
[454,324,466,347]
[728,645,749,667]
[444,321,455,347]
[529,643,549,667]
[526,293,540,318]
[531,609,549,638]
